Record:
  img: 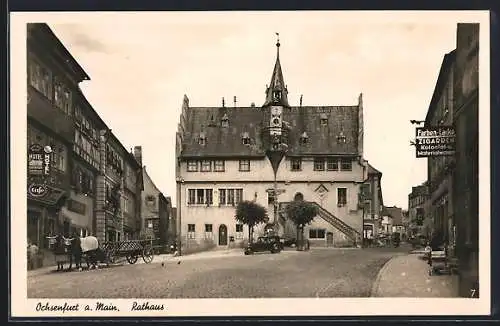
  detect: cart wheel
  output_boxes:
[126,255,138,264]
[142,245,154,264]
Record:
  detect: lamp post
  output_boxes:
[175,176,184,256]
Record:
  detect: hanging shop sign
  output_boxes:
[28,183,49,198]
[415,126,456,158]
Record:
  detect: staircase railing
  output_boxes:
[279,201,361,242]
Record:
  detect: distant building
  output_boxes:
[362,164,384,241]
[140,165,172,248]
[175,39,370,253]
[408,182,430,235]
[380,206,404,235]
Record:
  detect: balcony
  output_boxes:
[27,87,73,143]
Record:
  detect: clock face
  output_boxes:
[271,106,282,116]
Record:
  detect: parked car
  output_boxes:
[244,235,283,255]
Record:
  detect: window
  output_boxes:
[28,60,52,99]
[340,158,352,171]
[205,224,213,239]
[337,132,346,143]
[188,189,196,205]
[196,189,205,204]
[221,114,229,128]
[291,158,302,171]
[242,132,251,145]
[314,158,325,171]
[337,188,347,206]
[187,160,198,172]
[320,113,328,126]
[199,133,207,146]
[236,224,244,239]
[214,160,225,172]
[300,132,308,145]
[219,189,226,205]
[188,189,213,206]
[268,192,275,204]
[219,188,243,205]
[239,160,250,172]
[187,224,196,239]
[200,160,212,172]
[327,158,338,171]
[54,78,72,115]
[309,229,326,239]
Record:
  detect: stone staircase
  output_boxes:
[279,201,361,243]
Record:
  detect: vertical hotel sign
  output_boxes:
[27,144,52,198]
[415,126,456,158]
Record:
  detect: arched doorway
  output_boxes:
[294,192,304,201]
[218,224,228,246]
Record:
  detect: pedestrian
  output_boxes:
[27,240,39,270]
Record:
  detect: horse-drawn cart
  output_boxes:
[101,239,154,265]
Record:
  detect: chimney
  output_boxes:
[251,102,255,108]
[222,97,225,107]
[233,96,237,107]
[133,146,142,165]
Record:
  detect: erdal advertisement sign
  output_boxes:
[415,126,456,158]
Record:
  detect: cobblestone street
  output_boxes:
[28,247,411,298]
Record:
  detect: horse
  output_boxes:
[64,235,106,271]
[46,234,72,271]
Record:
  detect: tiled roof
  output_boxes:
[383,206,403,225]
[180,105,360,158]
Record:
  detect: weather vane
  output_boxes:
[275,32,280,46]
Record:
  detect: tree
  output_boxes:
[285,200,318,250]
[235,200,268,244]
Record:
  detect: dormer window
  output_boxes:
[300,131,309,144]
[198,132,207,146]
[320,113,328,126]
[242,132,250,145]
[337,131,346,143]
[221,113,229,128]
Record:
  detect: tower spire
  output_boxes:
[263,33,289,107]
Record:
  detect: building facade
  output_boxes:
[424,49,456,248]
[362,164,384,240]
[175,41,369,253]
[408,183,430,236]
[452,23,479,297]
[140,165,172,249]
[27,23,91,247]
[27,23,146,250]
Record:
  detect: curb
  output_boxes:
[369,255,398,297]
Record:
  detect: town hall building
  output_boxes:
[175,38,377,253]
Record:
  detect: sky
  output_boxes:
[44,12,463,210]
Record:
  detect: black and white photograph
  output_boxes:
[10,10,490,317]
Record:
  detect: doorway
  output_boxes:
[326,232,333,247]
[218,224,228,246]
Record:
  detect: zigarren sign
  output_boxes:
[415,126,456,158]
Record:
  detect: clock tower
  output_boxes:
[261,34,290,235]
